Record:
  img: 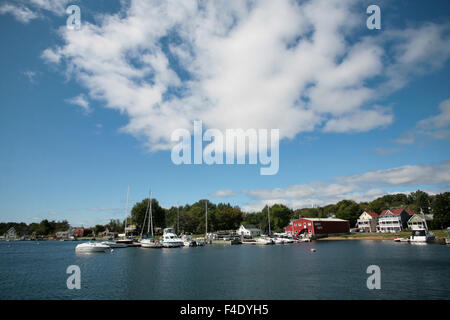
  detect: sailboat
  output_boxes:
[140,191,163,248]
[116,186,134,245]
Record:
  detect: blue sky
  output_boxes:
[0,0,449,226]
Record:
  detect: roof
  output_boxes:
[300,218,348,222]
[380,208,414,217]
[241,224,260,231]
[364,211,378,218]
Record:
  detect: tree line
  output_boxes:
[2,190,449,237]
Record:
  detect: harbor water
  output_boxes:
[0,240,449,299]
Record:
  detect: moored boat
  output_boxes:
[409,230,435,243]
[101,241,128,248]
[162,228,184,248]
[75,242,109,253]
[255,236,274,245]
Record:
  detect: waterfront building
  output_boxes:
[5,227,17,240]
[407,213,433,231]
[356,211,378,232]
[377,209,413,233]
[237,225,261,238]
[73,228,93,237]
[285,218,349,237]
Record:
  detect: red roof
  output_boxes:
[379,209,414,217]
[365,211,378,217]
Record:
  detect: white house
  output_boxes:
[237,224,261,237]
[356,211,378,232]
[407,214,433,231]
[377,209,414,233]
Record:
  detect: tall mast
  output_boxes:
[177,202,180,234]
[205,201,208,236]
[140,194,150,239]
[149,190,153,238]
[124,185,130,238]
[267,205,271,236]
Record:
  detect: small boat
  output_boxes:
[409,230,435,243]
[162,228,184,248]
[140,238,163,248]
[181,235,196,247]
[272,237,285,244]
[311,248,316,252]
[394,237,409,242]
[255,236,274,245]
[299,237,311,242]
[445,238,450,245]
[138,191,163,248]
[195,238,206,246]
[101,241,128,248]
[75,242,109,253]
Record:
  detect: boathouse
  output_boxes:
[285,218,350,237]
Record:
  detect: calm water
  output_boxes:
[0,240,449,300]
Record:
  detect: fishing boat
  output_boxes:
[139,190,163,248]
[75,242,109,253]
[162,228,184,248]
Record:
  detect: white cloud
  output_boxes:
[29,0,70,15]
[41,0,450,151]
[210,189,237,197]
[0,0,71,23]
[0,4,38,23]
[395,99,450,145]
[338,161,450,186]
[241,161,450,211]
[323,107,393,133]
[22,70,37,83]
[66,94,91,114]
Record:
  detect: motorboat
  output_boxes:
[162,228,184,248]
[181,235,196,247]
[75,242,109,253]
[299,237,311,242]
[394,237,409,242]
[409,230,435,243]
[255,236,274,245]
[272,237,285,244]
[140,238,163,248]
[195,238,206,246]
[101,241,128,248]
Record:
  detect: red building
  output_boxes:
[285,218,350,237]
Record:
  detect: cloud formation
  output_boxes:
[40,0,450,152]
[210,189,237,197]
[396,99,450,145]
[0,4,38,23]
[240,161,450,211]
[66,94,91,114]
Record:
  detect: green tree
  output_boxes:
[431,192,450,229]
[131,198,166,235]
[335,200,361,227]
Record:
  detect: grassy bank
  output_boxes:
[318,230,448,241]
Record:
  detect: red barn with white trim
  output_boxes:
[285,218,350,237]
